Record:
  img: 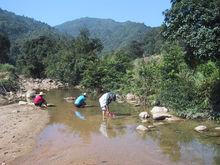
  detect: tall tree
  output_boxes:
[17,36,57,78]
[162,0,220,66]
[0,32,10,63]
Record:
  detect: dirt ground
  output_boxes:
[0,104,49,164]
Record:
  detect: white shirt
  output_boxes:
[99,93,109,108]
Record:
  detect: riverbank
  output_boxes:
[0,104,49,163]
[0,75,65,106]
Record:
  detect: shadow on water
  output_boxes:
[13,89,220,165]
[211,80,220,117]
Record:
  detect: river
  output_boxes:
[13,89,220,165]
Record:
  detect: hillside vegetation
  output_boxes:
[0,8,68,64]
[55,17,159,54]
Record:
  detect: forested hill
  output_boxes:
[55,17,154,53]
[0,8,69,63]
[0,8,57,41]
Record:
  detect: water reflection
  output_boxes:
[99,120,108,137]
[14,89,220,165]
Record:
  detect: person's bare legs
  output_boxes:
[102,111,106,120]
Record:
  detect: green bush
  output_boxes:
[194,61,220,119]
[158,44,220,119]
[0,64,18,94]
[0,63,16,73]
[128,56,162,105]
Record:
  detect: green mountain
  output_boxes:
[55,17,153,53]
[0,8,162,62]
[0,8,57,41]
[0,8,69,63]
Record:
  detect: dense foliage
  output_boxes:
[0,64,18,94]
[46,29,103,84]
[0,32,10,63]
[0,8,54,41]
[162,0,220,65]
[17,36,58,78]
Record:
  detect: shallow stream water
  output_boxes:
[13,89,220,165]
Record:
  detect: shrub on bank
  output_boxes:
[125,43,220,119]
[0,64,18,94]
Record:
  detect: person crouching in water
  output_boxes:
[34,92,48,108]
[99,92,116,119]
[74,93,87,108]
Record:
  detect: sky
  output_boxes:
[0,0,171,27]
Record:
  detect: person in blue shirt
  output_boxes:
[74,93,87,108]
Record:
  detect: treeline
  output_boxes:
[0,0,220,119]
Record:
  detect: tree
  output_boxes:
[17,35,57,78]
[126,40,144,59]
[46,29,103,85]
[162,0,220,66]
[0,32,10,63]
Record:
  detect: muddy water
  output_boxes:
[13,89,220,165]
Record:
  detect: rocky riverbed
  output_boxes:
[0,75,65,106]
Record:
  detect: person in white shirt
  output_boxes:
[99,92,116,119]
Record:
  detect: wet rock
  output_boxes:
[165,115,182,122]
[215,127,220,130]
[194,125,208,132]
[148,125,155,128]
[136,125,149,131]
[151,106,174,121]
[139,112,150,119]
[152,113,171,120]
[141,119,148,123]
[153,122,164,126]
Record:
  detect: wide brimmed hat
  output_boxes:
[39,92,45,95]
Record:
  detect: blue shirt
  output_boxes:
[74,95,86,106]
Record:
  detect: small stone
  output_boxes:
[136,125,149,131]
[141,119,148,123]
[194,125,208,132]
[148,125,155,128]
[215,127,220,130]
[139,112,150,119]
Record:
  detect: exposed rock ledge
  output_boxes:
[0,75,66,106]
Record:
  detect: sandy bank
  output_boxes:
[0,104,49,163]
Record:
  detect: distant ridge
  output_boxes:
[0,8,56,40]
[55,17,154,53]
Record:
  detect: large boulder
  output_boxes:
[151,106,168,114]
[151,106,170,120]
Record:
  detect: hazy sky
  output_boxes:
[0,0,171,27]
